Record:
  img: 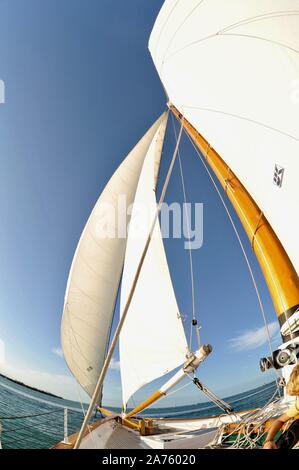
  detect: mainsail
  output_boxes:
[149,0,299,275]
[120,122,189,408]
[61,113,168,397]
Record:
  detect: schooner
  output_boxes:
[54,1,299,449]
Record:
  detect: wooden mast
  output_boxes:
[170,105,299,338]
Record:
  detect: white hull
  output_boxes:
[68,397,291,449]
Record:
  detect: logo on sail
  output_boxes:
[273,165,285,188]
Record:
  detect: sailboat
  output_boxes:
[53,1,299,449]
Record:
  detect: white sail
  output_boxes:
[61,113,168,397]
[120,123,189,407]
[149,0,299,274]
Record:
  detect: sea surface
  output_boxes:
[0,375,279,449]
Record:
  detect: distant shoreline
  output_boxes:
[0,373,62,399]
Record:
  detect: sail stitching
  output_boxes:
[162,11,299,63]
[218,11,299,34]
[179,105,299,142]
[218,33,299,55]
[69,277,111,306]
[65,307,100,378]
[153,0,181,56]
[161,0,206,61]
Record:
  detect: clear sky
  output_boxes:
[0,0,280,407]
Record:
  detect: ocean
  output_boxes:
[0,375,279,449]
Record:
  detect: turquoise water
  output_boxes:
[0,376,279,449]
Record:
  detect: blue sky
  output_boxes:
[0,0,280,407]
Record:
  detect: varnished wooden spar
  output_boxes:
[124,346,212,420]
[124,391,163,419]
[170,105,299,332]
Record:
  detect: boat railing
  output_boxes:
[0,406,89,449]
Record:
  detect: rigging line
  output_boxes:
[161,379,193,398]
[209,163,296,346]
[171,115,198,351]
[212,391,282,448]
[230,397,282,449]
[104,270,124,406]
[190,143,296,344]
[75,381,97,448]
[73,117,185,449]
[170,126,297,362]
[184,130,282,389]
[187,131,283,386]
[186,376,232,415]
[66,315,105,448]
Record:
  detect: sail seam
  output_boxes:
[153,0,181,57]
[65,307,102,370]
[162,29,299,65]
[219,11,299,34]
[219,32,299,55]
[162,0,206,60]
[179,105,299,142]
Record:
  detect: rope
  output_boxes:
[74,380,96,447]
[166,379,193,398]
[171,115,199,350]
[184,130,282,390]
[208,377,282,448]
[187,372,232,414]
